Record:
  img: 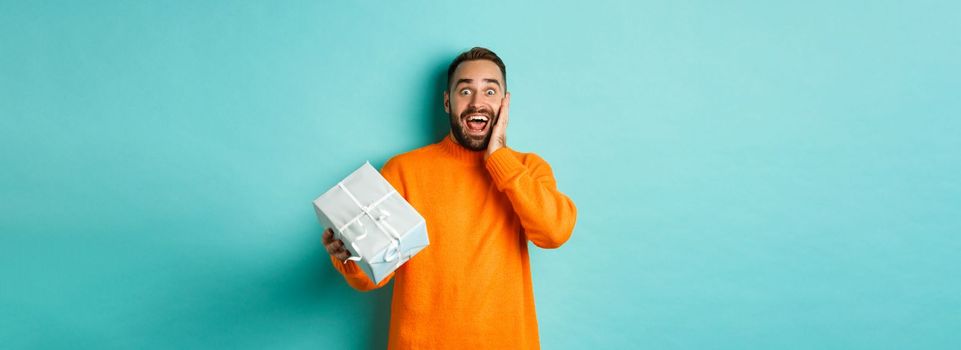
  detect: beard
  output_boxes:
[448,105,496,152]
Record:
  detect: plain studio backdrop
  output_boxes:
[1,1,959,349]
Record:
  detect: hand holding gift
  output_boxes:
[321,227,351,262]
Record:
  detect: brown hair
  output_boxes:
[446,47,507,91]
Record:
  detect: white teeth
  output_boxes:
[467,115,489,122]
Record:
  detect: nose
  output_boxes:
[468,93,484,110]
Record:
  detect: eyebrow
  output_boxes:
[455,78,502,88]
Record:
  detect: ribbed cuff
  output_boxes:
[330,255,362,274]
[485,148,525,190]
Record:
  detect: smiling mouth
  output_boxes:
[463,114,490,133]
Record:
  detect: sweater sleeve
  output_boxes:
[327,158,405,291]
[329,256,394,291]
[485,148,577,248]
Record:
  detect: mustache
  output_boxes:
[460,106,494,119]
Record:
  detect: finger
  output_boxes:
[497,92,509,127]
[327,242,346,256]
[497,92,510,131]
[322,228,334,244]
[335,249,352,261]
[503,92,510,125]
[325,239,342,252]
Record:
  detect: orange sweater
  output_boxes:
[330,135,577,349]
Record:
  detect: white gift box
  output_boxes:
[313,162,429,284]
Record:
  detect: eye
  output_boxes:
[460,89,471,96]
[485,89,496,96]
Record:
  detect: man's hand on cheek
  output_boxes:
[485,92,510,160]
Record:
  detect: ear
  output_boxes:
[443,90,450,114]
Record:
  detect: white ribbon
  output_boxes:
[336,182,406,269]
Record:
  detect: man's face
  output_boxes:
[444,60,506,151]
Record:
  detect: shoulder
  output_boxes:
[382,143,437,172]
[380,144,437,196]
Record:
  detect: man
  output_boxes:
[322,47,577,349]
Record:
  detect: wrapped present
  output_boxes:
[313,162,429,284]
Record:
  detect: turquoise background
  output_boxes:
[2,1,959,349]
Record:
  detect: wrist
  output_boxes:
[485,145,502,160]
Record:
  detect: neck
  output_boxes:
[439,132,486,164]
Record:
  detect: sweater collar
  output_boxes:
[438,134,486,164]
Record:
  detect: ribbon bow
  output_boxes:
[336,182,405,268]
